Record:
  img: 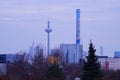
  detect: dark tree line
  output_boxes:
[1,43,120,80]
[1,47,65,80]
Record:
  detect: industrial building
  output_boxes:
[114,51,120,58]
[0,54,16,75]
[98,56,120,71]
[60,44,83,63]
[60,9,83,64]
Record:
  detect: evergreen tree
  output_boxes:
[45,63,65,80]
[82,42,103,80]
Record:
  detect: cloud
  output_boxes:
[0,9,40,15]
[0,17,15,21]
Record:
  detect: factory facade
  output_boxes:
[60,44,83,64]
[60,9,83,64]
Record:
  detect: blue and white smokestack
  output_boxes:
[76,9,80,44]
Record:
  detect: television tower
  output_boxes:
[45,21,52,55]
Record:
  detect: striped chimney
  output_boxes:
[76,9,80,44]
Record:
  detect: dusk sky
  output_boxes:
[0,0,120,56]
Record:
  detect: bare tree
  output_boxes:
[7,52,30,80]
[30,45,48,80]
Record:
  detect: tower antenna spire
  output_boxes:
[45,20,52,55]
